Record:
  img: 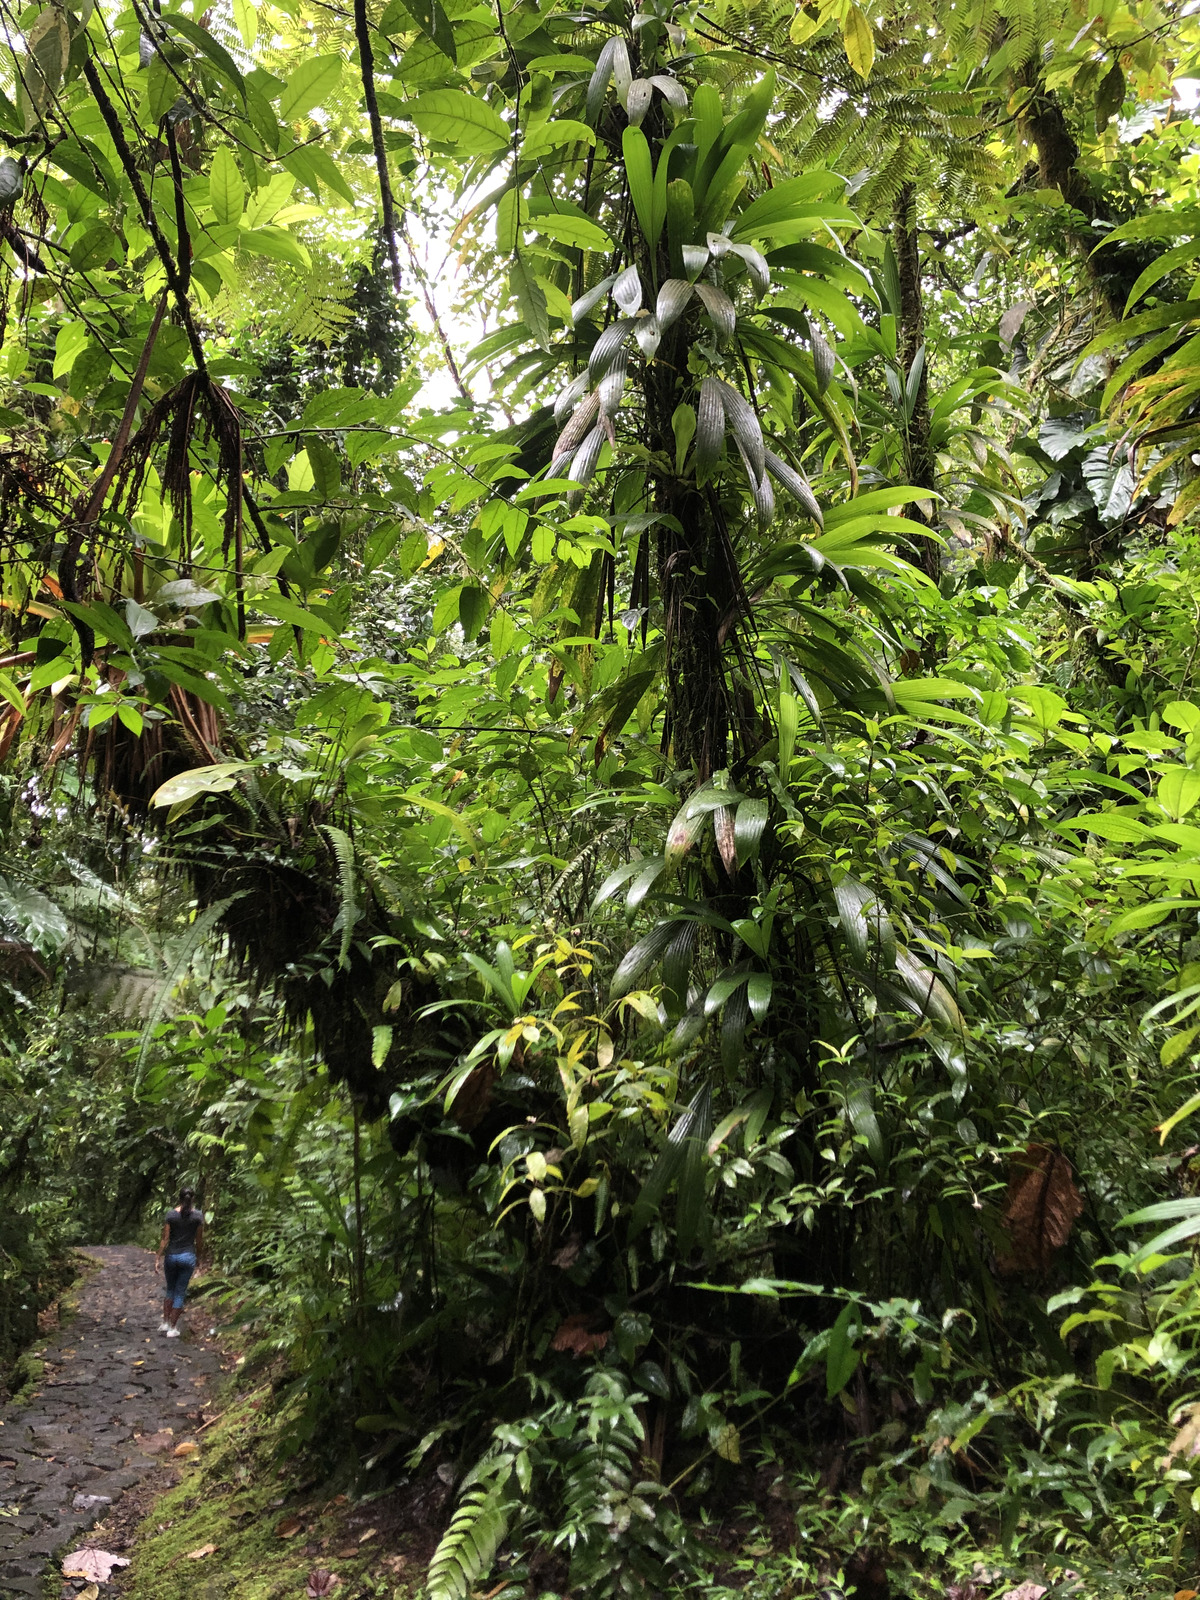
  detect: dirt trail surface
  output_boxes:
[0,1246,222,1597]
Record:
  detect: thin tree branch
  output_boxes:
[353,0,403,296]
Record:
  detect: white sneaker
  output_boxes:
[158,1321,171,1333]
[166,1327,181,1338]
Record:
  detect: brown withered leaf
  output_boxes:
[306,1571,341,1598]
[997,1143,1083,1274]
[137,1430,174,1455]
[450,1062,496,1132]
[1163,1404,1200,1465]
[550,1312,608,1355]
[551,1235,582,1269]
[275,1516,304,1538]
[186,1543,217,1560]
[173,1440,198,1458]
[62,1550,130,1583]
[714,806,738,879]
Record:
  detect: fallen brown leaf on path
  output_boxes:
[137,1431,174,1455]
[62,1549,131,1582]
[173,1440,198,1458]
[357,1527,378,1543]
[187,1543,217,1559]
[276,1516,304,1538]
[306,1571,341,1598]
[79,1586,99,1600]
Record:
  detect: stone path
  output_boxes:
[0,1245,222,1596]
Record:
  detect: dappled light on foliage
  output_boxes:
[2,0,1200,1595]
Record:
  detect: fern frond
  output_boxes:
[133,895,243,1087]
[321,824,359,969]
[427,1482,511,1600]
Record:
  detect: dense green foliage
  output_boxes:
[2,0,1200,1593]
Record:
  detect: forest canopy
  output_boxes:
[2,0,1200,1592]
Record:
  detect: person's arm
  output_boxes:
[154,1222,169,1272]
[194,1221,206,1271]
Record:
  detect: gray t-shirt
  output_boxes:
[165,1208,204,1254]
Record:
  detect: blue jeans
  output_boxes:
[164,1253,196,1310]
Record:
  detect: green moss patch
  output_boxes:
[118,1385,427,1600]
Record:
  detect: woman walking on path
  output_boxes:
[155,1187,206,1337]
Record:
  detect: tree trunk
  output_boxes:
[645,350,731,779]
[893,182,940,579]
[1018,72,1131,318]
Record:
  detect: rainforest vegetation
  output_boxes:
[2,0,1200,1591]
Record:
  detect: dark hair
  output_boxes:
[178,1187,195,1217]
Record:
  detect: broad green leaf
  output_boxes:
[239,226,311,269]
[402,792,481,857]
[279,53,342,121]
[1055,811,1148,842]
[825,1302,860,1397]
[162,12,247,100]
[208,147,244,225]
[1010,684,1067,733]
[524,119,594,157]
[0,879,68,954]
[509,255,550,351]
[778,686,798,769]
[233,0,257,45]
[306,437,342,498]
[253,595,332,633]
[531,212,611,251]
[1158,765,1200,821]
[151,762,255,808]
[623,126,660,249]
[459,584,488,641]
[1109,898,1200,935]
[409,90,509,153]
[387,0,456,60]
[1162,701,1200,736]
[282,146,355,205]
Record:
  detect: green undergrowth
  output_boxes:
[121,1375,419,1600]
[3,1248,94,1403]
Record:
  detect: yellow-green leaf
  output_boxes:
[409,90,509,154]
[842,4,875,79]
[279,54,342,121]
[232,0,257,46]
[208,147,244,225]
[523,119,594,157]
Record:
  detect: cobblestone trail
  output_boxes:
[0,1246,222,1596]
